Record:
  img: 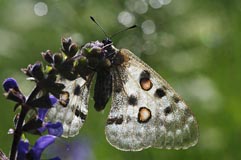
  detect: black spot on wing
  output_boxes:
[155,88,166,98]
[75,109,80,117]
[140,70,151,79]
[107,115,123,125]
[128,95,138,106]
[164,106,173,116]
[75,108,87,121]
[74,84,81,95]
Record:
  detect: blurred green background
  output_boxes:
[0,0,240,159]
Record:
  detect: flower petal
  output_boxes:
[44,137,93,160]
[30,62,44,80]
[29,135,56,160]
[17,139,29,160]
[49,95,58,106]
[38,108,49,121]
[38,126,47,133]
[46,122,63,137]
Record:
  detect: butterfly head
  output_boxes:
[78,16,135,71]
[102,37,112,46]
[80,39,118,71]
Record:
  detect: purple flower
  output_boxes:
[38,108,49,121]
[17,139,29,160]
[49,95,58,106]
[37,118,64,137]
[29,62,44,80]
[2,78,25,103]
[45,122,63,137]
[22,95,60,135]
[38,95,57,121]
[29,135,56,159]
[37,95,63,137]
[17,135,59,160]
[44,136,93,160]
[37,121,63,137]
[2,78,19,92]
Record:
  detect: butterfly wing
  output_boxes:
[47,75,93,137]
[105,49,198,151]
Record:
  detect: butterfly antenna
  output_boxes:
[110,25,137,39]
[90,16,109,37]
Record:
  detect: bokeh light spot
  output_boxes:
[134,0,148,14]
[141,20,156,35]
[34,2,48,16]
[161,0,172,5]
[149,0,172,9]
[118,11,135,27]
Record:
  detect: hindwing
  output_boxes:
[47,75,93,137]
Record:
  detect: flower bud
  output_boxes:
[41,50,54,64]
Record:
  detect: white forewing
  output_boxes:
[105,49,198,151]
[47,76,92,137]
